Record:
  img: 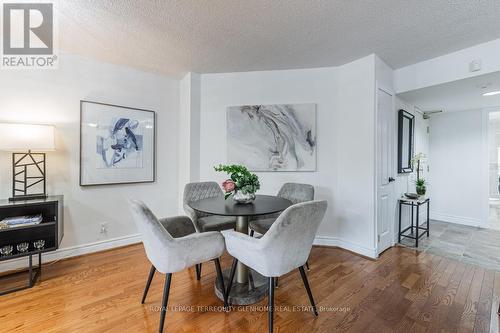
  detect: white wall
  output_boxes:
[178,73,201,212]
[395,38,500,94]
[0,52,180,268]
[335,56,377,255]
[198,55,379,257]
[429,109,483,226]
[199,67,338,236]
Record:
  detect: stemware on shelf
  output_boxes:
[33,240,45,250]
[17,242,29,253]
[0,245,13,256]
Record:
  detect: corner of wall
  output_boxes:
[178,72,202,213]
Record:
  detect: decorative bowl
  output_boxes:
[233,191,256,204]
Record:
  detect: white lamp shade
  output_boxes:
[0,123,55,151]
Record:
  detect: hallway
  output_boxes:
[400,220,500,271]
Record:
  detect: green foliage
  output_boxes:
[214,164,260,194]
[415,178,426,187]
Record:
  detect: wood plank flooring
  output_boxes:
[0,244,498,332]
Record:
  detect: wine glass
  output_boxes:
[0,245,13,256]
[16,242,29,253]
[33,240,45,250]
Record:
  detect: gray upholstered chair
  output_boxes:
[250,182,314,275]
[129,200,227,333]
[223,200,327,333]
[183,181,237,279]
[249,182,314,236]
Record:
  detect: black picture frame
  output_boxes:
[79,100,156,186]
[398,109,414,174]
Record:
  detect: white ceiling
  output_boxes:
[397,71,500,112]
[58,0,500,77]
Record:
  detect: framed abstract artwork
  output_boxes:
[80,100,156,186]
[227,103,317,171]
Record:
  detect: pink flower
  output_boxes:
[222,179,236,192]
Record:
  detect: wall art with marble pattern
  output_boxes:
[227,103,317,171]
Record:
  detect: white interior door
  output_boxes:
[377,87,396,255]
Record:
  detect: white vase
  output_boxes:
[233,190,256,204]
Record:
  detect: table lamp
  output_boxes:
[0,123,55,201]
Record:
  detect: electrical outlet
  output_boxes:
[100,222,108,234]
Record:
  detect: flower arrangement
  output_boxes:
[411,153,427,196]
[214,164,260,200]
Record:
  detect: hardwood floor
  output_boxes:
[0,244,498,332]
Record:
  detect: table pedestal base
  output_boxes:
[215,268,268,305]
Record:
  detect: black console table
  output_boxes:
[0,195,63,295]
[398,197,429,248]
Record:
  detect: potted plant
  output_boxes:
[214,164,260,204]
[411,153,427,197]
[415,178,426,196]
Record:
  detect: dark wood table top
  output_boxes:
[188,195,292,217]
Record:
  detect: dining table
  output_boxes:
[188,194,292,305]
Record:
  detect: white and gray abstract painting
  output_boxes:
[96,117,144,169]
[227,103,317,171]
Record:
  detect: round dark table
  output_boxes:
[188,195,292,305]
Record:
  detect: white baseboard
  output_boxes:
[0,233,375,273]
[430,211,482,227]
[314,236,377,259]
[0,234,142,273]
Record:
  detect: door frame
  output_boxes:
[481,107,500,229]
[374,82,396,255]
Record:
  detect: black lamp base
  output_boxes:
[8,194,48,202]
[11,152,47,201]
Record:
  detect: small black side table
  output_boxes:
[0,196,63,295]
[398,197,430,248]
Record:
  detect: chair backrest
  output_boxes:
[278,183,314,204]
[261,200,327,275]
[183,181,223,218]
[129,200,174,272]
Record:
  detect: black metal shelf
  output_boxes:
[0,196,63,295]
[398,198,430,248]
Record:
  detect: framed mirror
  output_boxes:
[398,109,414,173]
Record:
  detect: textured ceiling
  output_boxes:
[57,0,500,77]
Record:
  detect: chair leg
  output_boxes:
[213,258,227,309]
[299,266,318,316]
[195,263,202,281]
[275,277,279,288]
[158,273,172,333]
[268,277,275,333]
[141,265,156,304]
[250,229,255,237]
[305,260,310,271]
[225,258,238,307]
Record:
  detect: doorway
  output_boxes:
[376,86,395,255]
[487,110,500,230]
